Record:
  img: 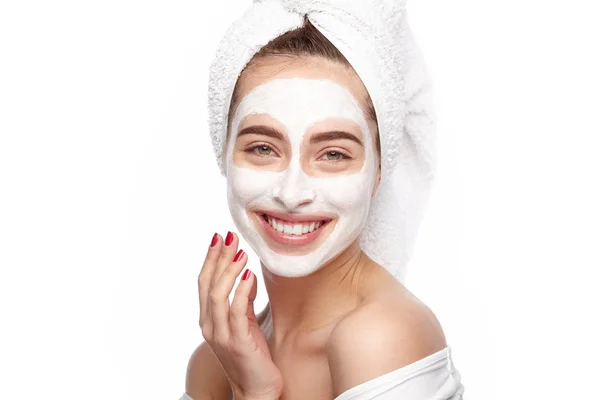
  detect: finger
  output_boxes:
[211,247,247,343]
[198,232,222,332]
[215,247,249,304]
[211,231,239,286]
[207,232,238,340]
[230,262,255,341]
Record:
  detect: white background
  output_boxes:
[1,0,599,398]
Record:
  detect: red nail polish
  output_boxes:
[234,249,244,262]
[242,269,251,280]
[210,233,218,247]
[225,231,234,246]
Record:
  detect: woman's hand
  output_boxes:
[198,231,283,399]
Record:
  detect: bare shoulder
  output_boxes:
[326,279,447,396]
[185,341,232,399]
[185,304,270,399]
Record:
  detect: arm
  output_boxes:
[185,304,272,400]
[185,340,233,400]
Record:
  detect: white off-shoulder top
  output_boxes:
[180,308,464,399]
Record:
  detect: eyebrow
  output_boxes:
[309,131,363,146]
[237,125,363,147]
[237,125,285,140]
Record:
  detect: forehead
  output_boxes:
[233,56,372,119]
[233,78,365,133]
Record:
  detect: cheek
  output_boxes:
[312,171,374,213]
[227,166,279,206]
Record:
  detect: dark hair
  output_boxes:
[227,15,380,157]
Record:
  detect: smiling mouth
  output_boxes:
[254,212,333,247]
[263,213,327,235]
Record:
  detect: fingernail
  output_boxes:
[242,269,251,280]
[233,249,244,262]
[225,231,234,246]
[210,233,219,247]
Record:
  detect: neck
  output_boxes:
[260,239,373,348]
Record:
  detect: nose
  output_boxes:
[272,167,316,210]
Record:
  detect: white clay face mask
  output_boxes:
[225,78,377,278]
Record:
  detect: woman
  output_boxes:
[182,1,464,399]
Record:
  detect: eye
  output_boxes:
[325,151,342,160]
[318,150,350,162]
[256,145,273,156]
[245,143,277,157]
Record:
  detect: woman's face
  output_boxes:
[224,57,380,277]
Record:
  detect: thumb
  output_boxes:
[248,269,258,302]
[246,270,259,323]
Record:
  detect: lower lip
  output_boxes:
[257,214,330,246]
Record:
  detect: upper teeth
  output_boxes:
[266,216,323,235]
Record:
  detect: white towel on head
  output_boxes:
[208,0,436,282]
